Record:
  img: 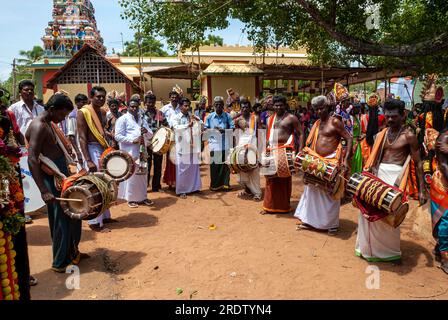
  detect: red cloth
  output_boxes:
[6,110,20,134]
[262,176,292,213]
[163,158,176,187]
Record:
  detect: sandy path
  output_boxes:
[27,166,446,300]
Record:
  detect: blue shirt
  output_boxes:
[204,112,235,152]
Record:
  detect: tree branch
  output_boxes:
[296,0,448,57]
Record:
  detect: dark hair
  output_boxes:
[180,97,191,105]
[108,98,120,106]
[74,93,88,103]
[45,94,74,112]
[273,95,287,105]
[18,80,34,91]
[144,93,156,101]
[366,106,379,147]
[240,99,252,109]
[383,98,405,115]
[89,86,106,98]
[128,98,140,106]
[169,91,179,98]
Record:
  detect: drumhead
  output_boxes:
[152,128,168,152]
[65,190,90,214]
[105,156,129,178]
[246,149,257,165]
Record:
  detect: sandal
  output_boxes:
[238,191,250,198]
[180,194,187,199]
[29,276,38,286]
[253,195,262,201]
[296,224,312,231]
[51,266,67,273]
[328,227,338,236]
[141,199,154,206]
[88,224,111,233]
[128,202,139,208]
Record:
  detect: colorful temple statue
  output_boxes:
[42,0,106,57]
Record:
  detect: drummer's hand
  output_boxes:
[133,137,142,144]
[42,192,56,204]
[86,160,97,173]
[141,128,148,135]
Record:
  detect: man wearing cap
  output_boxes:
[204,96,235,191]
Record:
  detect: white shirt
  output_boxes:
[172,112,203,154]
[114,112,153,159]
[160,103,180,127]
[8,100,45,136]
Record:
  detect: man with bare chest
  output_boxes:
[295,96,353,235]
[261,96,304,214]
[77,86,114,232]
[430,128,448,273]
[356,99,427,262]
[234,97,262,201]
[26,94,83,272]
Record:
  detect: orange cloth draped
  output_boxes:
[407,160,419,200]
[364,128,409,191]
[61,169,88,194]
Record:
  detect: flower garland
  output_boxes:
[0,119,24,301]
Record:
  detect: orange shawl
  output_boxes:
[266,113,294,151]
[303,119,342,165]
[363,128,410,190]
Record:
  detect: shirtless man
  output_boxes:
[356,98,427,262]
[77,86,114,232]
[295,95,353,235]
[233,97,263,201]
[261,95,304,214]
[26,94,83,272]
[430,128,448,273]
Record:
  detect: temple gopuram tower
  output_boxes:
[42,0,106,57]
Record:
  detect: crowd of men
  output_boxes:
[2,78,448,299]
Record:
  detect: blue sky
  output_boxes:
[0,0,250,81]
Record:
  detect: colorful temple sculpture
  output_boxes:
[42,0,106,57]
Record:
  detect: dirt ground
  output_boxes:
[26,165,447,300]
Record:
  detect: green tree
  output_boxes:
[17,46,44,67]
[203,35,224,46]
[122,32,169,57]
[119,0,448,74]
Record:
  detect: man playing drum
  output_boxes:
[143,92,166,192]
[430,128,448,273]
[233,97,262,201]
[160,90,181,190]
[114,99,154,208]
[171,98,202,199]
[26,94,84,273]
[355,99,427,262]
[77,86,114,232]
[261,95,304,214]
[295,95,352,235]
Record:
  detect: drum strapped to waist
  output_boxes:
[294,151,342,196]
[260,147,295,178]
[61,172,117,220]
[347,172,409,228]
[151,127,175,155]
[228,144,258,174]
[100,149,135,183]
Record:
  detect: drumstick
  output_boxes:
[56,198,84,203]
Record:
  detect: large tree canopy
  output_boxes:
[122,32,169,56]
[119,0,448,74]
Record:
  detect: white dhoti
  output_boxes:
[86,142,111,227]
[175,153,202,195]
[294,152,340,230]
[355,163,403,262]
[238,168,262,197]
[118,171,148,202]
